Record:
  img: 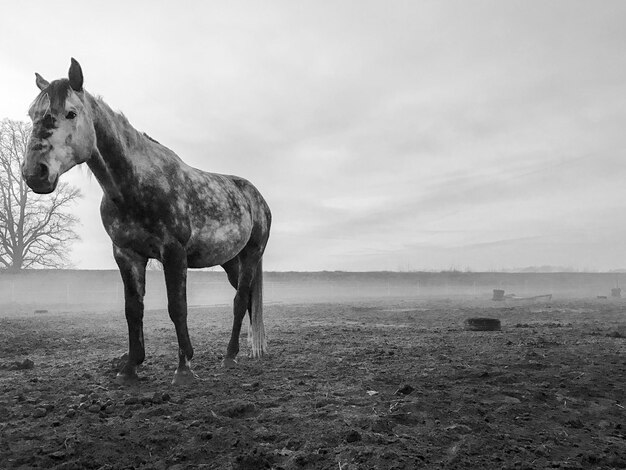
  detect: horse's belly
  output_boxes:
[186,220,252,268]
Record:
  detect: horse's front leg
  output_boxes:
[163,243,197,385]
[113,245,147,385]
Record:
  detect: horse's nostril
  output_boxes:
[39,163,49,179]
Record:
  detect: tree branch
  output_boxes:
[0,118,81,270]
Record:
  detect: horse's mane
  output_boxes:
[143,132,160,144]
[89,93,158,153]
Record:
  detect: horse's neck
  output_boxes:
[86,94,139,206]
[87,147,125,206]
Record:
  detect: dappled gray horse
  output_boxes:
[22,59,271,385]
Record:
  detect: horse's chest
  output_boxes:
[105,217,165,258]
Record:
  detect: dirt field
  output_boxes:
[1,297,625,469]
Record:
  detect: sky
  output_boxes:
[1,1,626,272]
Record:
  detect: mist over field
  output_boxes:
[2,269,626,314]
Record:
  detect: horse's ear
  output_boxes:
[68,58,83,92]
[35,73,49,91]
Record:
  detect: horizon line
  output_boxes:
[3,268,626,274]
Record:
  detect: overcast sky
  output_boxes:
[1,1,626,271]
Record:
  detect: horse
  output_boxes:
[21,59,272,385]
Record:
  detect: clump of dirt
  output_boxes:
[0,358,34,370]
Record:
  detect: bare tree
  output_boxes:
[0,119,81,271]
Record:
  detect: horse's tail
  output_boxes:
[247,258,267,358]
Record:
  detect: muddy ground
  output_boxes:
[1,297,625,469]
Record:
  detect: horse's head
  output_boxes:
[22,58,94,194]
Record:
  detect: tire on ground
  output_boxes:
[464,317,501,331]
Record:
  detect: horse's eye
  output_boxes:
[66,111,77,119]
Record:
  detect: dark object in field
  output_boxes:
[395,384,415,396]
[0,359,35,370]
[13,358,35,370]
[22,59,271,386]
[464,318,501,331]
[34,310,48,314]
[611,288,621,298]
[492,289,505,301]
[597,296,608,299]
[492,290,553,303]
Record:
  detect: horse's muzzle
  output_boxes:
[23,163,59,194]
[25,177,58,194]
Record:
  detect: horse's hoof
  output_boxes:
[115,371,139,385]
[221,357,238,369]
[172,368,199,386]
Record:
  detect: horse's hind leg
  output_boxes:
[222,253,259,368]
[222,257,239,291]
[113,246,148,385]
